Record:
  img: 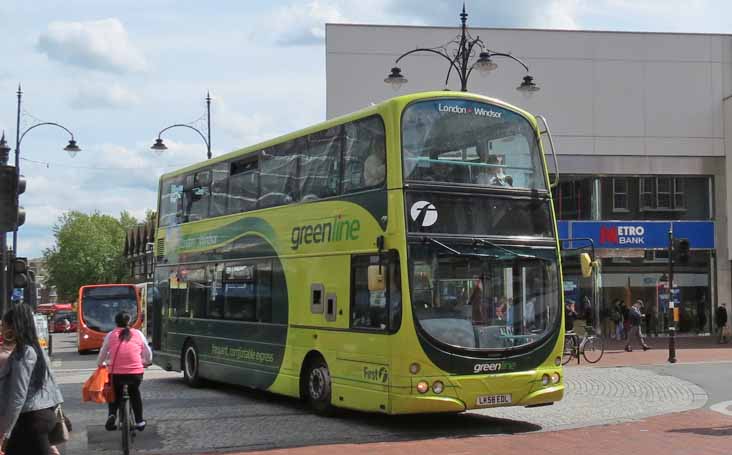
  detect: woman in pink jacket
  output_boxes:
[97,312,152,432]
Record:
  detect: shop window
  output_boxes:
[612,178,629,212]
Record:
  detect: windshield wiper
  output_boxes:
[423,237,462,255]
[423,237,499,258]
[473,238,539,259]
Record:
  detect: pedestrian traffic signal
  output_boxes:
[11,257,29,289]
[674,238,690,265]
[0,165,25,232]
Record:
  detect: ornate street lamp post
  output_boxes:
[384,5,540,94]
[12,85,82,254]
[151,92,212,160]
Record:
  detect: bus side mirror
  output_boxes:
[580,253,594,278]
[368,265,386,292]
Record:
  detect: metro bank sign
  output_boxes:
[563,221,715,250]
[599,225,646,246]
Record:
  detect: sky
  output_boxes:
[0,0,730,259]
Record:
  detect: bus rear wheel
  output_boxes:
[183,342,204,388]
[306,358,334,415]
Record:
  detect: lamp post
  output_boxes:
[384,4,540,95]
[1,133,10,312]
[151,92,212,160]
[12,84,82,254]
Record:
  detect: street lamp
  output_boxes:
[151,92,212,160]
[384,4,540,94]
[12,84,82,254]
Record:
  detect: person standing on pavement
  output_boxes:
[0,304,64,455]
[98,311,152,432]
[715,303,728,343]
[625,300,650,352]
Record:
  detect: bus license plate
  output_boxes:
[476,394,512,406]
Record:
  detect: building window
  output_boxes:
[638,177,686,211]
[640,177,655,210]
[612,178,629,212]
[674,178,686,209]
[656,177,672,209]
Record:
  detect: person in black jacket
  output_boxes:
[715,304,728,344]
[625,300,650,352]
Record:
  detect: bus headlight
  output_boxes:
[432,381,444,394]
[541,374,550,386]
[551,373,561,384]
[409,363,421,375]
[416,381,429,394]
[83,334,89,339]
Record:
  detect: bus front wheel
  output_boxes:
[183,342,204,388]
[306,358,334,415]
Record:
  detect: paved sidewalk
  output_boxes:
[569,335,732,367]
[226,409,732,455]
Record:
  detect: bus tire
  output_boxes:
[306,358,334,415]
[78,349,91,356]
[183,341,204,388]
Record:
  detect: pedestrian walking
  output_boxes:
[715,303,728,344]
[0,304,64,455]
[622,302,631,340]
[625,300,650,352]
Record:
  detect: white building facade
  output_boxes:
[326,23,732,335]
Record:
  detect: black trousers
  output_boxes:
[5,407,56,455]
[108,374,144,423]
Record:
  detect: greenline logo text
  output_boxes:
[291,216,361,250]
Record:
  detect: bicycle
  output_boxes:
[119,384,137,455]
[562,325,605,365]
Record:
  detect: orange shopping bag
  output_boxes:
[82,366,111,404]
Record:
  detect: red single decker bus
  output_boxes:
[77,284,142,354]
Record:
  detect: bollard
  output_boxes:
[48,331,53,357]
[667,326,676,363]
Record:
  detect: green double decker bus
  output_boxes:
[152,91,565,414]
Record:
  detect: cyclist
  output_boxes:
[97,312,152,432]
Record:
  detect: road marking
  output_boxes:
[709,400,732,416]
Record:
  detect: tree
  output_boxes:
[44,211,130,301]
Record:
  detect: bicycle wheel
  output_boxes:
[582,336,605,364]
[562,335,576,365]
[120,395,132,455]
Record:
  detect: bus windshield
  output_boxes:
[81,286,138,333]
[409,242,560,350]
[402,99,546,190]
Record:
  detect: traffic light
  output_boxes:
[11,257,29,289]
[674,238,690,265]
[0,165,26,232]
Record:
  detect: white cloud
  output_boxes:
[272,1,347,45]
[36,18,146,73]
[70,82,141,110]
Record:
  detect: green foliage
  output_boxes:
[44,211,132,301]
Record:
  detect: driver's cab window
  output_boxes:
[350,253,401,331]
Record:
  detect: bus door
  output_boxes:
[335,253,400,412]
